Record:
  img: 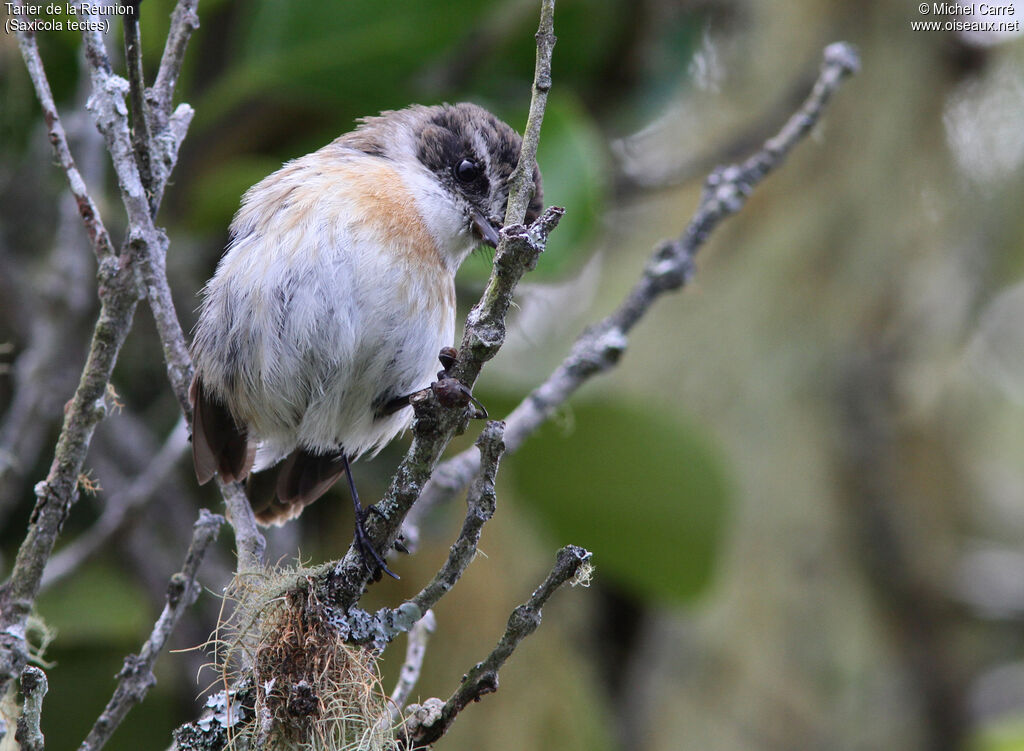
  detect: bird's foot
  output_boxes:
[432,346,488,419]
[353,504,399,580]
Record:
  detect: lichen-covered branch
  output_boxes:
[404,545,593,748]
[405,41,862,538]
[78,4,266,571]
[11,2,114,262]
[0,72,103,524]
[390,610,438,717]
[0,235,142,695]
[74,5,196,415]
[79,510,223,751]
[77,2,265,570]
[14,667,48,751]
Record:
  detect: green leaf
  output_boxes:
[504,397,731,604]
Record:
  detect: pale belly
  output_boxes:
[191,151,465,465]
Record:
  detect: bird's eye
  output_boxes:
[454,158,482,183]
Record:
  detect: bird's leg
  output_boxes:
[343,455,398,580]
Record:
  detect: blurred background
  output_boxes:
[3,1,1024,749]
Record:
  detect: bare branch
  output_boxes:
[73,2,197,416]
[123,2,156,215]
[405,545,592,747]
[0,1,202,695]
[405,41,862,539]
[502,0,553,227]
[149,0,201,134]
[219,480,266,575]
[390,610,438,717]
[409,422,505,615]
[14,667,48,751]
[79,510,224,751]
[81,1,264,573]
[327,0,560,607]
[0,257,142,691]
[11,2,114,261]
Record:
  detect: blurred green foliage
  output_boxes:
[505,397,731,603]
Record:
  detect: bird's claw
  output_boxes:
[354,505,399,580]
[433,347,488,418]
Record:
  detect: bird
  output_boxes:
[189,102,543,576]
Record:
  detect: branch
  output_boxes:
[405,41,862,540]
[79,510,224,751]
[408,422,505,615]
[0,0,203,695]
[77,3,263,570]
[502,0,553,227]
[14,667,48,751]
[149,0,200,135]
[123,2,156,215]
[74,3,196,415]
[219,481,266,575]
[327,0,560,607]
[0,235,142,693]
[78,5,262,570]
[389,610,438,717]
[11,2,114,261]
[405,545,592,747]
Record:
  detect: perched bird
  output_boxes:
[189,102,542,574]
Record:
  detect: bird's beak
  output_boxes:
[471,210,502,248]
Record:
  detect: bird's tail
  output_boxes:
[246,448,348,525]
[190,375,254,485]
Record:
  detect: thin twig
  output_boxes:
[405,41,862,540]
[40,418,190,591]
[15,667,48,751]
[405,545,592,747]
[79,510,224,751]
[149,0,200,134]
[390,610,438,718]
[328,0,560,607]
[408,422,505,615]
[123,1,156,215]
[11,1,114,261]
[502,0,553,227]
